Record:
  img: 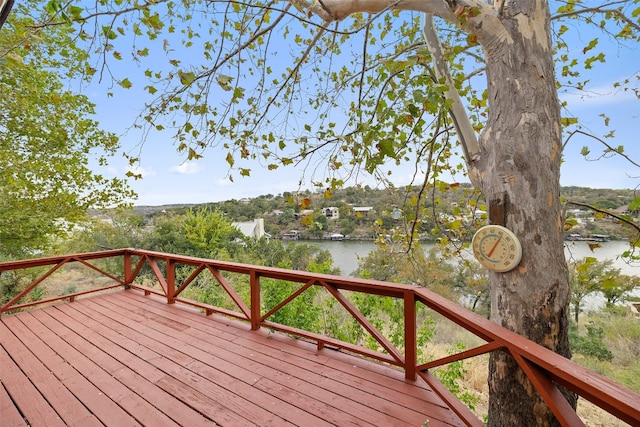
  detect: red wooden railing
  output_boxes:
[1,248,639,427]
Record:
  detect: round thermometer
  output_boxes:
[471,225,522,272]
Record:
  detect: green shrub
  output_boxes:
[30,285,45,302]
[61,285,78,296]
[433,342,479,411]
[569,321,613,362]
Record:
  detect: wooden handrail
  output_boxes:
[1,248,639,426]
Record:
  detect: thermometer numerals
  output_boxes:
[471,225,523,273]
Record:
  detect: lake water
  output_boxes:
[299,239,640,277]
[295,239,639,310]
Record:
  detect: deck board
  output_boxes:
[0,289,467,426]
[107,291,453,425]
[0,380,28,427]
[104,294,440,425]
[70,296,299,426]
[0,320,102,427]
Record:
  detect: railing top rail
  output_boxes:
[125,248,413,297]
[0,249,129,271]
[0,248,432,297]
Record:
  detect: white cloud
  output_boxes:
[170,162,201,175]
[128,165,156,178]
[559,82,637,108]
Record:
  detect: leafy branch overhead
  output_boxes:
[0,0,134,257]
[32,1,637,192]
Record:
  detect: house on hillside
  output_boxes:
[353,206,374,218]
[322,207,340,219]
[233,218,270,241]
[391,207,403,220]
[613,204,640,218]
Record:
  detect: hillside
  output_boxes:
[130,185,639,242]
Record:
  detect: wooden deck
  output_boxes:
[0,289,466,427]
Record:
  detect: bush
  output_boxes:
[569,321,613,362]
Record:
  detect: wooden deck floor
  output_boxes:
[0,289,467,426]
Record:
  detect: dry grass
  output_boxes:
[425,316,636,426]
[6,263,120,309]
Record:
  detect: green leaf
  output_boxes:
[187,147,202,160]
[582,38,599,54]
[68,5,83,19]
[233,87,245,100]
[434,83,449,94]
[584,52,605,69]
[119,78,132,89]
[101,26,118,40]
[629,198,640,211]
[178,71,196,85]
[378,140,395,157]
[217,74,233,91]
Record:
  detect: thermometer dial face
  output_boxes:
[471,225,522,272]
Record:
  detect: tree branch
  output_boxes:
[407,114,446,251]
[565,201,640,235]
[422,13,480,162]
[552,1,640,33]
[308,0,453,22]
[563,129,640,169]
[254,26,326,126]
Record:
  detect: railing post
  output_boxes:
[124,252,132,288]
[250,270,260,330]
[404,290,417,381]
[167,259,176,304]
[0,269,3,317]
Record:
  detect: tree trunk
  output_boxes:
[474,3,577,425]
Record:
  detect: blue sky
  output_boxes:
[84,10,639,207]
